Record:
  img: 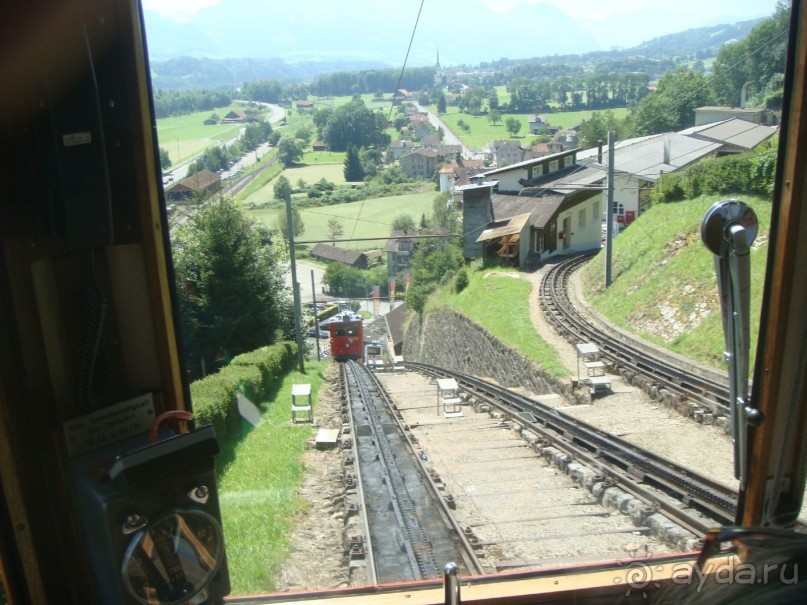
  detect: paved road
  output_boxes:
[163,102,286,185]
[415,103,480,160]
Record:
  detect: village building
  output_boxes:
[309,244,370,269]
[552,129,580,151]
[678,118,778,154]
[486,140,525,168]
[527,114,549,133]
[460,177,601,269]
[390,140,414,160]
[222,109,249,123]
[438,157,485,196]
[165,169,221,202]
[383,227,450,275]
[694,106,778,126]
[407,114,432,139]
[399,148,439,179]
[523,141,563,160]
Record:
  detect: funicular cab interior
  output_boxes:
[1,1,807,604]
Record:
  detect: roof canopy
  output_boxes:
[476,213,531,243]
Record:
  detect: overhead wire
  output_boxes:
[350,0,426,240]
[306,9,785,258]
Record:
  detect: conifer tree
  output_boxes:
[343,144,365,181]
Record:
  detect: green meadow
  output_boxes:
[156,103,272,165]
[437,106,630,150]
[245,190,437,251]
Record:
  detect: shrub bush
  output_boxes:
[455,267,469,293]
[190,342,297,443]
[652,143,777,204]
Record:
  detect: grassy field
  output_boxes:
[428,268,569,378]
[437,106,629,150]
[217,360,328,594]
[240,163,349,208]
[579,193,772,371]
[246,190,437,251]
[156,103,269,165]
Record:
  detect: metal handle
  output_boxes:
[701,199,761,490]
[444,562,460,605]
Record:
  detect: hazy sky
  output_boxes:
[142,0,776,29]
[141,0,779,64]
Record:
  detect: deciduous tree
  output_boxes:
[171,197,292,377]
[274,175,292,204]
[327,218,344,241]
[276,204,305,242]
[505,117,522,137]
[392,214,416,232]
[276,136,304,167]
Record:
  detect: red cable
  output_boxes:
[149,410,194,444]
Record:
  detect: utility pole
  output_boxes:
[285,197,305,373]
[311,269,321,361]
[605,130,615,288]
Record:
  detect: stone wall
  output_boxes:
[402,307,586,403]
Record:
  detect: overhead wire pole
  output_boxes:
[311,269,321,360]
[286,196,305,373]
[605,130,615,288]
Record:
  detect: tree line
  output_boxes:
[186,120,276,176]
[153,89,233,118]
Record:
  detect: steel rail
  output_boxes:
[341,361,484,582]
[339,361,378,586]
[343,361,437,581]
[356,362,487,578]
[406,362,738,533]
[541,254,731,412]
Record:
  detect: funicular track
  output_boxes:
[406,362,738,536]
[340,361,483,584]
[541,254,731,413]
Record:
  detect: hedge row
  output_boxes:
[189,342,297,443]
[651,147,777,205]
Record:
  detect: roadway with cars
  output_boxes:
[162,102,286,185]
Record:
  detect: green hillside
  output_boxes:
[423,193,771,376]
[579,194,772,371]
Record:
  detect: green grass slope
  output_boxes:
[427,268,570,378]
[579,194,772,371]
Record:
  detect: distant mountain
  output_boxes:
[148,56,389,90]
[144,8,767,91]
[631,19,763,57]
[143,11,223,60]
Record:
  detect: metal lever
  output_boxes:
[444,562,461,605]
[701,199,762,490]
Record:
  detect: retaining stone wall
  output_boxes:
[402,307,588,404]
